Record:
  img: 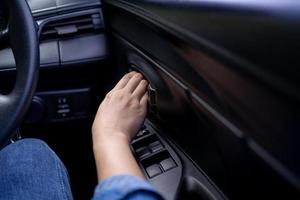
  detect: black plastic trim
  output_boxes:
[28,0,101,18]
[104,0,300,101]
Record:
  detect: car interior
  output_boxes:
[0,0,300,199]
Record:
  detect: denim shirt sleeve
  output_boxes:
[92,175,164,200]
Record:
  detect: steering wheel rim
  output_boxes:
[0,0,39,146]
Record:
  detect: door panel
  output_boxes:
[103,0,300,199]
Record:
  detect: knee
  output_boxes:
[0,139,61,175]
[0,139,73,199]
[1,138,54,160]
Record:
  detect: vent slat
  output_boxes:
[40,13,103,41]
[77,24,95,30]
[43,29,57,35]
[46,18,92,28]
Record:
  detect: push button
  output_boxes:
[146,164,162,178]
[160,158,176,172]
[141,130,150,136]
[136,131,143,138]
[135,146,151,159]
[149,141,164,153]
[136,129,150,138]
[56,96,71,118]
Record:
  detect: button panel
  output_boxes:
[30,88,91,123]
[131,123,177,179]
[56,96,72,118]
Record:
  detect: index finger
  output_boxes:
[113,71,137,91]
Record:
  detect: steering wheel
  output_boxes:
[0,0,39,146]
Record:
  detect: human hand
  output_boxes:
[92,72,149,146]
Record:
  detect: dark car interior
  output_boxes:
[0,0,300,199]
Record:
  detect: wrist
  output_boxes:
[93,130,130,150]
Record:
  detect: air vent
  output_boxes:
[40,13,103,41]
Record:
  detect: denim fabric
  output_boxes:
[0,139,73,200]
[0,138,163,200]
[92,175,164,200]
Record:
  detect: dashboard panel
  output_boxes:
[0,0,110,123]
[27,0,100,16]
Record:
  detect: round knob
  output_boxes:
[25,96,46,123]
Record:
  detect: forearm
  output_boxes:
[93,133,144,181]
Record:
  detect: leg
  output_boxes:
[0,139,73,200]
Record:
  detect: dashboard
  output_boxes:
[0,0,110,124]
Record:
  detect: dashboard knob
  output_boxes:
[25,96,46,123]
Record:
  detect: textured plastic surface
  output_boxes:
[27,0,100,15]
[59,34,108,65]
[0,41,59,69]
[0,34,107,70]
[104,1,300,198]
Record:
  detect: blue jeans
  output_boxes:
[0,139,73,200]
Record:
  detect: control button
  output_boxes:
[136,131,143,138]
[57,97,68,104]
[146,164,162,178]
[57,104,69,109]
[160,158,177,172]
[57,108,71,114]
[56,96,71,118]
[135,146,151,159]
[142,129,150,135]
[56,109,71,118]
[25,96,46,123]
[136,129,150,138]
[149,141,164,153]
